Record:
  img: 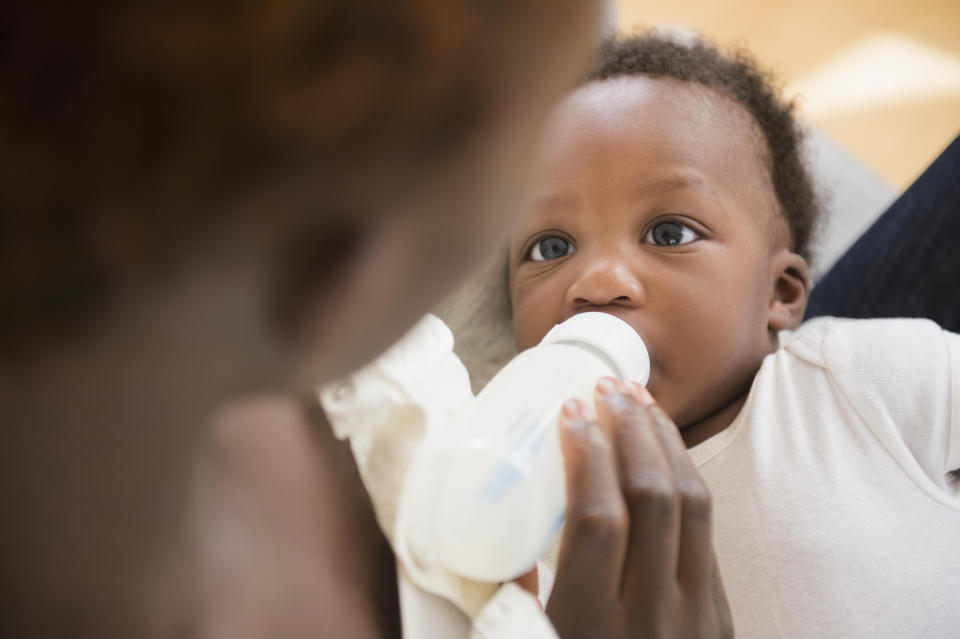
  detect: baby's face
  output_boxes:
[509,77,806,432]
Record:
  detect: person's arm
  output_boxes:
[547,379,733,638]
[191,395,400,639]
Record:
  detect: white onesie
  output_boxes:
[693,317,960,637]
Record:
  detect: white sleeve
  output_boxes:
[820,318,960,498]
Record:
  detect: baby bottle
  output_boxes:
[398,312,650,583]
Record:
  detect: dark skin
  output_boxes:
[550,380,733,638]
[508,77,810,637]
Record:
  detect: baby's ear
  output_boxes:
[768,249,809,332]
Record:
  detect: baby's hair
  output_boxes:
[585,30,821,261]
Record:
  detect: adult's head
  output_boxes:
[1,0,600,384]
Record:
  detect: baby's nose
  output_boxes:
[567,257,644,310]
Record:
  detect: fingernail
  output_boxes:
[627,381,654,406]
[561,399,585,420]
[596,377,619,396]
[559,412,589,430]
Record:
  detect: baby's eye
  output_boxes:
[645,221,699,246]
[529,235,576,261]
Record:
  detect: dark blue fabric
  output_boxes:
[806,134,960,332]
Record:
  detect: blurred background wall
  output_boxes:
[614,0,960,191]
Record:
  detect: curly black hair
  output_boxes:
[584,30,820,261]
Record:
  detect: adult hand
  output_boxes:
[546,378,733,639]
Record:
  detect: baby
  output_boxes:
[495,31,960,637]
[332,30,959,638]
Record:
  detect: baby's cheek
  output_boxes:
[511,299,552,351]
[511,308,539,351]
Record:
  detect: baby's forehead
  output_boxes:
[534,76,775,201]
[555,76,769,162]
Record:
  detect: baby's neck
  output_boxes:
[679,391,749,449]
